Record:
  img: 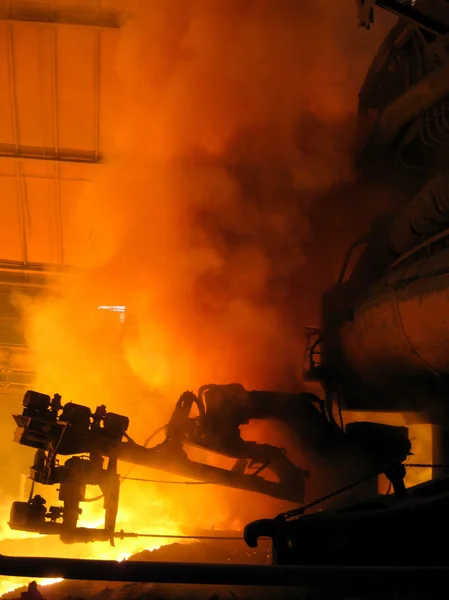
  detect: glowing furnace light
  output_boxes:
[97,305,126,323]
[0,578,63,598]
[39,579,63,587]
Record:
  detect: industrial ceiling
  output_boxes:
[0,0,121,268]
[0,0,123,387]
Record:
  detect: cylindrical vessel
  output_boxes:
[340,229,449,391]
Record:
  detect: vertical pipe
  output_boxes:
[7,22,28,264]
[94,0,101,161]
[52,15,64,265]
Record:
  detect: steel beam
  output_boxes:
[94,0,101,161]
[0,16,119,29]
[0,558,448,590]
[6,21,28,264]
[52,22,64,265]
[0,151,100,164]
[0,173,90,182]
[0,261,73,276]
[0,369,34,387]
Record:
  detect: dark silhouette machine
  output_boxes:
[9,384,411,545]
[10,386,307,544]
[245,0,449,568]
[3,0,449,587]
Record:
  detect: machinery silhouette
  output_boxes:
[244,0,449,569]
[8,384,410,545]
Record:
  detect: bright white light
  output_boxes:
[40,579,63,587]
[98,305,126,312]
[0,579,63,597]
[117,553,131,562]
[98,305,126,323]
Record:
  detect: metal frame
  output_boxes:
[0,261,71,275]
[0,368,34,387]
[1,0,119,30]
[0,260,77,293]
[0,173,90,182]
[0,17,118,29]
[0,151,100,163]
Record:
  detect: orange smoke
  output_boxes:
[0,0,395,568]
[18,0,391,394]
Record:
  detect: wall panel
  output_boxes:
[13,22,56,151]
[99,29,119,155]
[0,22,16,151]
[60,177,90,266]
[57,26,96,154]
[23,176,60,263]
[0,176,22,261]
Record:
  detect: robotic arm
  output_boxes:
[10,387,308,545]
[9,385,411,546]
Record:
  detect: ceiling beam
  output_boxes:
[0,16,119,29]
[6,21,28,265]
[0,151,101,164]
[0,260,76,276]
[0,173,90,181]
[0,368,35,387]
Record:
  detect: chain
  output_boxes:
[276,462,449,522]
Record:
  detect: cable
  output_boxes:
[142,424,169,448]
[120,476,210,485]
[116,531,271,541]
[70,461,212,506]
[116,532,247,541]
[82,470,209,505]
[122,424,168,480]
[84,494,105,503]
[276,469,380,521]
[277,462,448,522]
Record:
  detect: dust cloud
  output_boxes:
[9,0,393,548]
